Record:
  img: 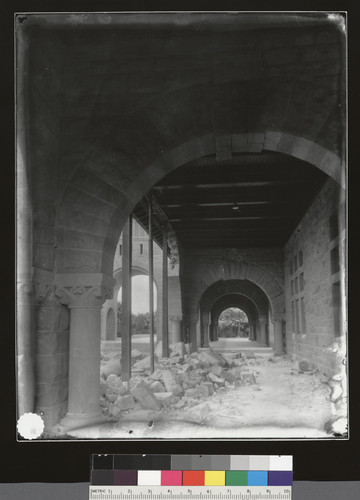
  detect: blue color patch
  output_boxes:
[247,471,268,485]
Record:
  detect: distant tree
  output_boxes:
[117,304,151,336]
[218,308,249,338]
[132,312,150,334]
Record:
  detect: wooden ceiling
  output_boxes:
[137,151,327,249]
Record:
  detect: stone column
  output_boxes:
[148,201,155,371]
[169,315,182,344]
[213,322,218,341]
[188,315,198,352]
[55,273,114,430]
[249,323,255,341]
[34,270,70,429]
[122,216,132,381]
[209,322,214,342]
[17,277,35,416]
[259,317,268,345]
[273,319,285,355]
[201,311,210,347]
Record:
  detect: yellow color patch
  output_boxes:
[204,470,226,486]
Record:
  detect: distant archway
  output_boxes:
[217,307,249,339]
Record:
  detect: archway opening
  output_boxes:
[117,275,158,337]
[217,307,249,338]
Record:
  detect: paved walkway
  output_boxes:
[210,337,273,354]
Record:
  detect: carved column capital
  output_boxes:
[55,273,115,309]
[169,314,183,322]
[33,269,56,304]
[17,281,34,302]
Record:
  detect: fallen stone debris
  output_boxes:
[99,342,258,425]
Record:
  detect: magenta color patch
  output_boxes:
[161,470,183,485]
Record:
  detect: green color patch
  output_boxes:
[225,470,248,486]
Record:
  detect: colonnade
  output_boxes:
[119,200,171,381]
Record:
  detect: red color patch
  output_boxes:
[182,470,205,486]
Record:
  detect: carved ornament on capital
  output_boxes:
[55,285,113,308]
[55,273,115,309]
[17,281,34,303]
[35,281,55,304]
[169,315,183,322]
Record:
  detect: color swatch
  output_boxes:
[91,455,293,487]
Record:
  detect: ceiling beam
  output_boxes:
[169,215,292,222]
[162,200,293,208]
[153,179,309,190]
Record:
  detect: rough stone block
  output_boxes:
[101,358,121,378]
[133,356,151,370]
[174,399,186,409]
[105,389,118,403]
[208,372,225,385]
[236,371,256,385]
[185,388,200,399]
[170,342,186,356]
[162,370,183,395]
[201,381,215,395]
[131,380,162,410]
[131,349,144,360]
[114,394,135,411]
[196,384,210,397]
[150,380,166,393]
[106,374,126,394]
[211,365,223,377]
[198,351,221,367]
[222,370,236,383]
[154,392,174,405]
[183,402,210,424]
[231,366,243,378]
[109,404,122,418]
[129,376,142,389]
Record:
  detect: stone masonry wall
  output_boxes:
[34,288,70,429]
[284,177,342,376]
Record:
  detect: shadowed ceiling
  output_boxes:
[134,151,327,249]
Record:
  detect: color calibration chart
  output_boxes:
[89,455,293,500]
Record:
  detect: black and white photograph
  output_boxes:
[16,11,348,441]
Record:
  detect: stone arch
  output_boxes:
[101,263,162,341]
[211,294,258,328]
[210,294,258,342]
[185,254,283,324]
[200,279,271,343]
[113,265,161,306]
[55,132,344,278]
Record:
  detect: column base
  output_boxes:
[58,411,108,432]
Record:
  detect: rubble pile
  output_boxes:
[100,342,258,424]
